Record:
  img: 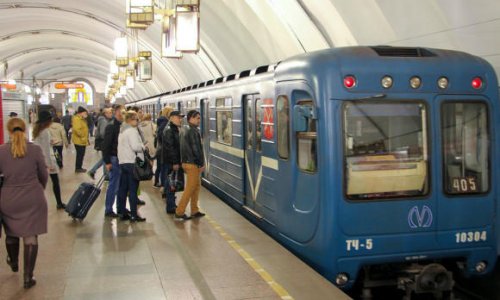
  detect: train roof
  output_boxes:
[135,46,495,103]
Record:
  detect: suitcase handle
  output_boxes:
[96,174,106,189]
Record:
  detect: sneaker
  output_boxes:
[153,183,161,189]
[174,213,192,220]
[191,212,206,218]
[87,171,95,180]
[75,168,87,173]
[137,199,146,206]
[105,212,119,218]
[56,203,66,210]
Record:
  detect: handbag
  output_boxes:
[168,168,184,192]
[133,151,154,181]
[53,151,63,168]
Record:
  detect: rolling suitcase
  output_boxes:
[65,175,105,220]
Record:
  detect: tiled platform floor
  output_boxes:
[0,145,349,300]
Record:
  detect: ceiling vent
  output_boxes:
[371,46,435,57]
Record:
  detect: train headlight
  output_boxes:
[381,76,393,89]
[471,77,483,89]
[475,261,487,273]
[343,75,356,89]
[410,76,422,89]
[437,77,449,89]
[335,273,349,286]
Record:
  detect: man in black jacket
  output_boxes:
[162,111,184,214]
[102,104,124,218]
[175,110,205,220]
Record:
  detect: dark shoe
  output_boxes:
[119,214,131,221]
[87,171,95,180]
[166,209,176,214]
[174,213,192,220]
[153,183,161,189]
[75,168,87,173]
[137,199,146,206]
[104,176,110,181]
[105,212,119,218]
[192,212,206,218]
[23,244,38,289]
[130,216,146,222]
[57,203,66,210]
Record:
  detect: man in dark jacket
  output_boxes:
[61,110,72,143]
[162,111,184,214]
[175,110,205,220]
[154,114,169,188]
[102,104,124,218]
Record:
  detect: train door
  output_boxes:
[200,98,210,176]
[244,94,262,212]
[275,81,320,243]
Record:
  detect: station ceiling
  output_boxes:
[1,1,499,102]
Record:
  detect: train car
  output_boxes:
[134,46,499,296]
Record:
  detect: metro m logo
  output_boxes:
[408,205,433,229]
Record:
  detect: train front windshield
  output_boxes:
[343,102,429,200]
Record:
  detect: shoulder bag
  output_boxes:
[133,150,153,181]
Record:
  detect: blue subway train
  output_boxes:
[134,46,499,295]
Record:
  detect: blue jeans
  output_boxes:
[162,164,176,212]
[155,161,163,185]
[104,156,120,214]
[89,152,107,175]
[117,164,140,217]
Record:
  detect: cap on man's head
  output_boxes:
[170,111,185,118]
[9,112,18,117]
[77,106,87,114]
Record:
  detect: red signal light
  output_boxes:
[344,76,356,89]
[472,77,483,89]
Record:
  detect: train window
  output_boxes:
[216,97,233,145]
[296,101,317,172]
[277,95,290,159]
[442,102,489,195]
[246,99,253,149]
[256,99,263,152]
[344,101,429,200]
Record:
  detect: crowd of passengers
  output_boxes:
[0,104,205,289]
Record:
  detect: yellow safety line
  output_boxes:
[205,215,294,300]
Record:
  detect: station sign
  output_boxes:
[55,83,84,89]
[0,83,16,90]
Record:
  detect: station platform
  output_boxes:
[0,145,349,300]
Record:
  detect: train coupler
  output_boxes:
[397,263,455,299]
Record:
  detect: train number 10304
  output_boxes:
[455,231,487,243]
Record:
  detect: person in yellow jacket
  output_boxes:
[72,106,89,173]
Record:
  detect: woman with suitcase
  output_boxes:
[33,110,66,209]
[0,118,49,288]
